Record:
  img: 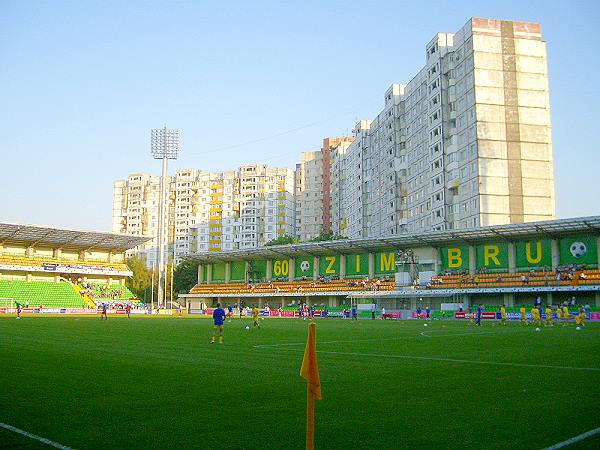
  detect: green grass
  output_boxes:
[1,316,599,449]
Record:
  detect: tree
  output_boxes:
[173,259,200,295]
[265,234,300,246]
[125,256,152,301]
[308,230,348,242]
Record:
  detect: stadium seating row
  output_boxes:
[429,270,600,290]
[0,280,87,308]
[190,279,395,295]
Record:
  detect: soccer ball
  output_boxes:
[300,260,310,272]
[576,326,581,331]
[245,326,250,330]
[570,242,587,259]
[424,323,428,327]
[535,327,540,332]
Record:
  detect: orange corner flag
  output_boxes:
[300,322,322,399]
[300,322,321,450]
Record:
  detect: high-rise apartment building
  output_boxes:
[295,137,354,241]
[113,164,295,265]
[328,17,555,238]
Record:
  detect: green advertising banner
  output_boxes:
[476,243,508,270]
[375,251,396,275]
[319,255,340,277]
[248,260,266,280]
[212,263,226,281]
[515,239,552,269]
[346,253,369,278]
[559,236,598,265]
[271,259,290,279]
[230,261,246,281]
[294,256,313,280]
[440,246,469,271]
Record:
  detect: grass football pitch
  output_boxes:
[1,316,599,449]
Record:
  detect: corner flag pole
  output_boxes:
[300,323,321,450]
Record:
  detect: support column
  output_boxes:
[368,253,375,279]
[546,292,553,306]
[225,262,231,283]
[79,250,86,261]
[0,243,3,255]
[468,246,476,274]
[26,246,34,257]
[508,242,516,274]
[434,248,440,274]
[503,292,514,307]
[108,252,114,263]
[551,239,559,271]
[53,248,62,259]
[595,292,600,307]
[288,258,294,282]
[26,273,32,282]
[340,254,346,280]
[197,264,204,284]
[206,264,212,283]
[597,237,600,268]
[266,260,273,280]
[313,256,319,280]
[245,261,250,283]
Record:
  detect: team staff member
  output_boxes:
[212,303,226,344]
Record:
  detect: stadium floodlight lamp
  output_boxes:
[151,127,180,309]
[151,128,180,159]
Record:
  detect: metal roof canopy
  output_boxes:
[0,223,151,252]
[182,215,600,264]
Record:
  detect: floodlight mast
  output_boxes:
[151,127,179,309]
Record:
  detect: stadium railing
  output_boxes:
[0,255,129,272]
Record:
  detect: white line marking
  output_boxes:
[543,426,600,449]
[0,422,74,449]
[262,348,600,372]
[254,329,528,348]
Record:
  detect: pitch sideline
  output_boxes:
[0,422,74,449]
[542,426,600,449]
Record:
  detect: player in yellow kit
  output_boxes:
[562,305,570,326]
[531,307,541,326]
[252,305,260,329]
[575,306,585,327]
[545,306,553,326]
[499,305,507,326]
[519,305,527,325]
[556,306,563,324]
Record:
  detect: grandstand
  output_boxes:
[0,223,149,310]
[179,216,600,311]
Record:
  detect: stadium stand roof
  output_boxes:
[0,222,150,251]
[184,215,600,263]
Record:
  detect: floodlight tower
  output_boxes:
[151,127,180,308]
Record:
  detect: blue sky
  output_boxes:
[1,0,599,231]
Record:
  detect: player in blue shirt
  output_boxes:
[227,304,233,322]
[476,304,483,326]
[351,305,358,321]
[212,303,226,344]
